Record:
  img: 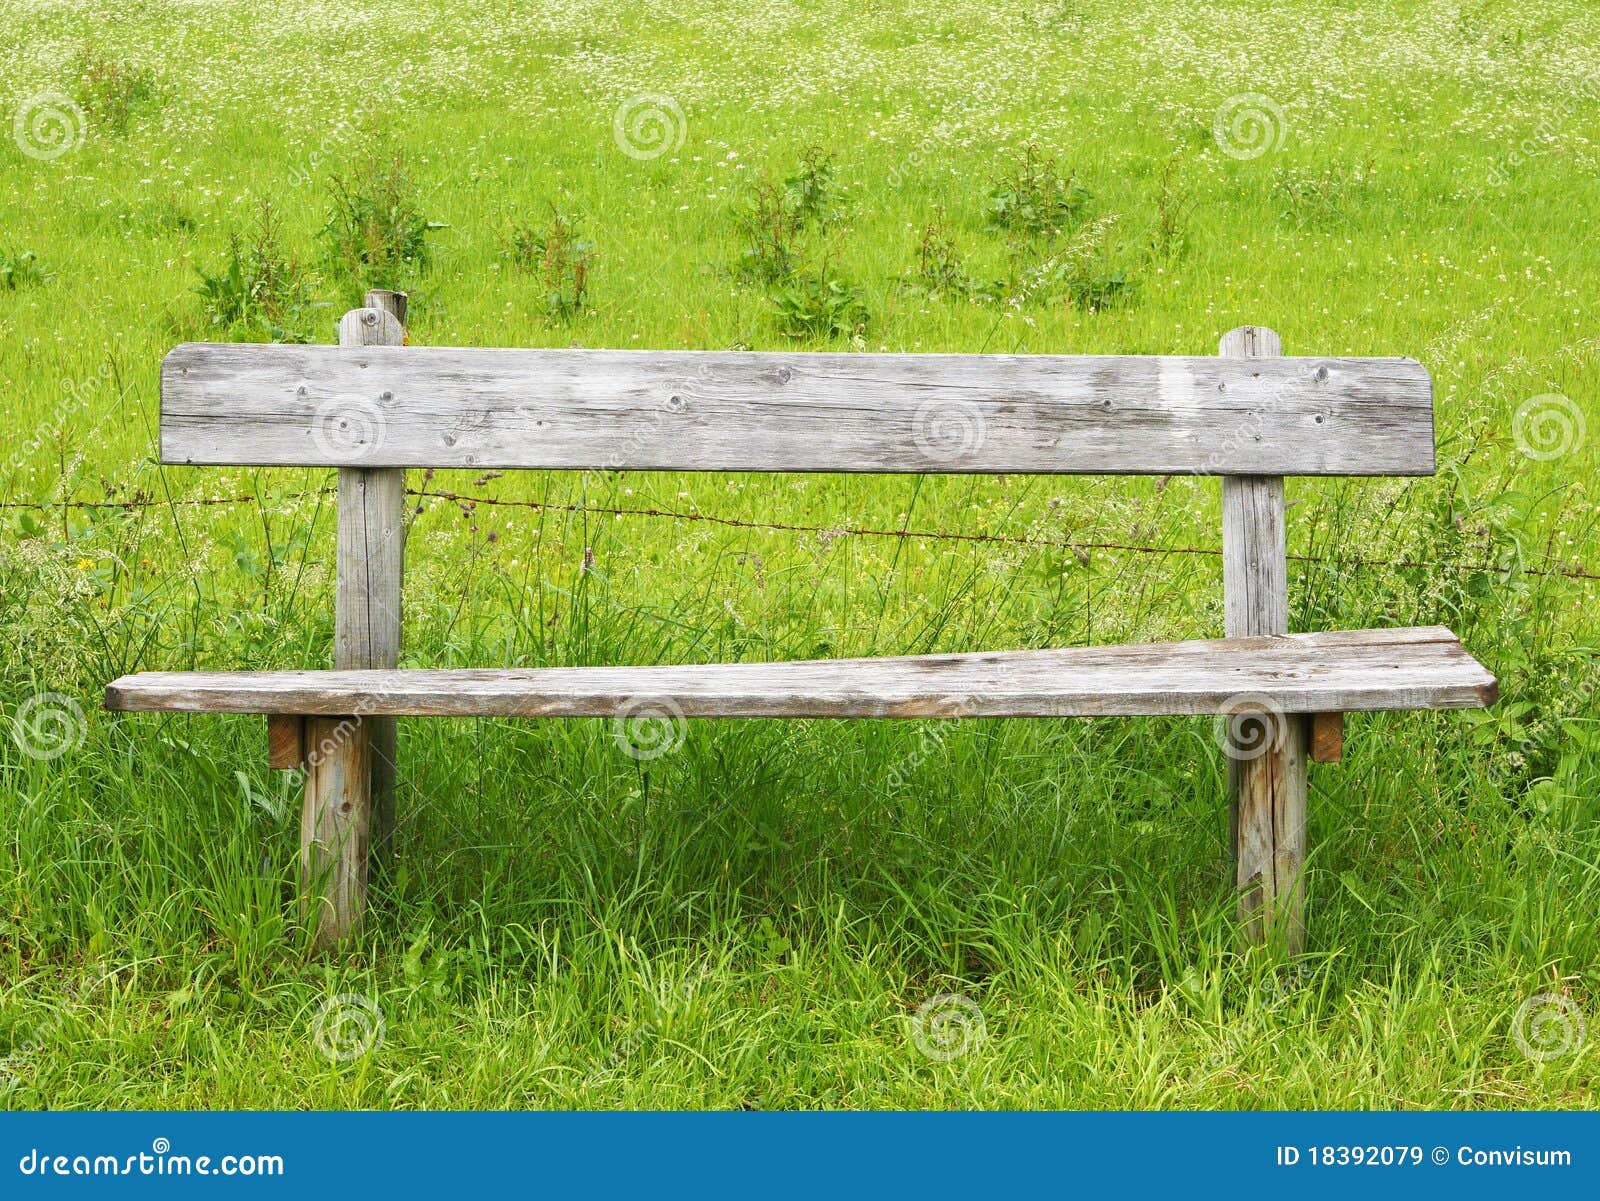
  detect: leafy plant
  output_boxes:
[734,177,803,284]
[989,214,1133,311]
[769,262,871,339]
[75,51,161,134]
[733,147,844,284]
[1066,268,1132,311]
[986,143,1091,236]
[505,207,594,320]
[1272,159,1377,228]
[0,250,53,290]
[910,209,974,299]
[782,147,842,229]
[195,201,318,340]
[1150,152,1193,259]
[322,144,444,291]
[732,148,868,337]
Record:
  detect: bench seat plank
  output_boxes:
[105,626,1494,719]
[160,345,1435,475]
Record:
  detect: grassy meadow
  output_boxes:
[1,0,1598,1108]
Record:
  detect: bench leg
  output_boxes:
[1218,324,1307,955]
[336,291,408,872]
[300,715,371,948]
[1231,715,1308,954]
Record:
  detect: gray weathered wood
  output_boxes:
[300,715,370,949]
[104,626,1496,718]
[335,293,406,870]
[1221,481,1287,637]
[159,346,1436,475]
[1219,324,1307,953]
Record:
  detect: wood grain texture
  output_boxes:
[335,295,406,865]
[1220,325,1290,643]
[104,626,1497,718]
[159,345,1436,475]
[1219,325,1306,953]
[266,714,304,771]
[1310,712,1344,763]
[300,714,370,949]
[1221,476,1288,639]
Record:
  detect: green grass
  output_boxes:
[1,0,1598,1109]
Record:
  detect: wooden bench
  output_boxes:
[104,291,1497,953]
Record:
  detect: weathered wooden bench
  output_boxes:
[105,291,1497,953]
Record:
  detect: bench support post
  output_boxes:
[301,290,406,948]
[301,715,371,945]
[1220,325,1307,954]
[1310,712,1343,763]
[267,714,305,771]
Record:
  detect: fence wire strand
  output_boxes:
[3,487,1596,583]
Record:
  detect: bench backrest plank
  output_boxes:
[160,343,1435,475]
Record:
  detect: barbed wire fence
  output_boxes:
[3,487,1597,582]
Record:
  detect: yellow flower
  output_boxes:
[76,558,93,571]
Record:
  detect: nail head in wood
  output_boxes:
[158,345,1435,475]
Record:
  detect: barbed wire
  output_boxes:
[3,487,1596,582]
